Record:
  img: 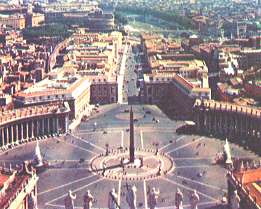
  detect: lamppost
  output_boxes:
[154,142,159,155]
[105,143,109,156]
[93,122,97,131]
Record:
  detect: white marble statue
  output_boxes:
[231,190,240,209]
[28,192,38,209]
[64,190,76,209]
[34,140,43,167]
[148,187,160,209]
[224,139,233,165]
[126,185,137,209]
[189,190,200,209]
[175,188,183,209]
[108,188,119,209]
[83,190,94,209]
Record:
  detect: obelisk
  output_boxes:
[129,106,135,162]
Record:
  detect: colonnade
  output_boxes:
[0,105,70,149]
[193,99,261,140]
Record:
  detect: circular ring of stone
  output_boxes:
[90,148,174,181]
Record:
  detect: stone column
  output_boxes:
[6,126,10,146]
[15,124,19,144]
[217,111,222,135]
[21,123,24,142]
[234,115,238,137]
[50,118,54,134]
[213,111,218,135]
[65,115,69,133]
[232,115,236,137]
[47,118,50,135]
[36,120,40,138]
[207,110,211,134]
[246,117,251,137]
[26,122,29,141]
[0,128,3,147]
[56,117,59,134]
[10,126,14,145]
[31,120,34,139]
[41,118,45,136]
[224,112,228,136]
[239,114,244,137]
[17,123,23,142]
[249,118,253,137]
[2,127,5,147]
[194,109,200,132]
[243,114,247,137]
[254,118,259,138]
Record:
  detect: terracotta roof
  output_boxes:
[234,168,261,207]
[0,171,30,209]
[0,174,9,188]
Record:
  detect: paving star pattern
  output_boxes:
[0,104,259,209]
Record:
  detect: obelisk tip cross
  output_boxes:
[129,106,135,163]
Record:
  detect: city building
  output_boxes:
[141,34,211,118]
[26,13,45,27]
[41,2,114,31]
[227,166,261,209]
[238,49,261,70]
[0,14,26,29]
[0,27,53,110]
[66,30,122,105]
[14,72,90,120]
[11,30,122,121]
[0,163,38,209]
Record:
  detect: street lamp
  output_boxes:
[154,142,159,155]
[105,143,109,156]
[93,122,97,131]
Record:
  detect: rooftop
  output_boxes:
[194,99,261,118]
[15,75,89,99]
[233,168,261,208]
[0,102,69,126]
[0,164,38,209]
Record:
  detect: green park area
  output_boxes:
[115,5,194,30]
[22,23,72,39]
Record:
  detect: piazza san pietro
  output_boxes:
[0,0,260,209]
